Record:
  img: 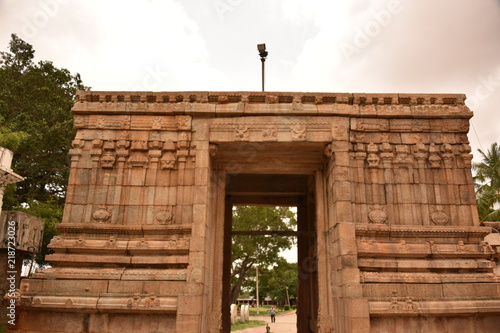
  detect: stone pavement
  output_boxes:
[237,311,296,333]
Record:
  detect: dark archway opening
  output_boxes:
[221,174,318,332]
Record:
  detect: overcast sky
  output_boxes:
[0,0,499,160]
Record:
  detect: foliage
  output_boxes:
[230,320,266,331]
[0,34,88,264]
[19,198,63,267]
[257,260,297,304]
[473,142,500,221]
[0,322,9,333]
[231,206,296,305]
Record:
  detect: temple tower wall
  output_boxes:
[11,91,500,332]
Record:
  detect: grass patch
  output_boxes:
[249,305,272,316]
[231,320,266,331]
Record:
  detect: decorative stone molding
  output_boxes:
[355,224,492,239]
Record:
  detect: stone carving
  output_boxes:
[65,298,74,307]
[176,115,191,130]
[92,207,112,222]
[127,293,141,308]
[393,145,414,167]
[441,143,454,168]
[50,236,64,247]
[366,142,380,168]
[105,236,117,248]
[268,95,278,103]
[218,95,228,104]
[160,139,177,169]
[100,150,116,168]
[262,127,277,140]
[368,207,387,224]
[156,208,173,224]
[129,141,149,167]
[291,124,306,141]
[389,296,420,313]
[74,237,86,247]
[144,293,160,308]
[428,143,441,168]
[69,139,84,162]
[116,137,130,162]
[137,238,148,248]
[430,210,449,225]
[91,139,103,161]
[152,116,163,130]
[234,125,249,141]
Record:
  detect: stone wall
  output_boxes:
[11,91,500,332]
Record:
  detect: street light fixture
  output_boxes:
[257,43,268,92]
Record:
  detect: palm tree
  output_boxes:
[473,142,500,221]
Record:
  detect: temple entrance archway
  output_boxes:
[209,142,330,332]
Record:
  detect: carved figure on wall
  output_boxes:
[291,124,306,141]
[156,208,173,224]
[144,293,160,308]
[93,207,112,223]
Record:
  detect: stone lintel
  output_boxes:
[369,299,500,316]
[20,295,177,314]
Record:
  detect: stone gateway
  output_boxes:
[11,91,500,332]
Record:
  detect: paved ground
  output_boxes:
[237,311,296,333]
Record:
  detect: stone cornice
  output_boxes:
[355,224,492,239]
[72,91,472,118]
[57,223,192,236]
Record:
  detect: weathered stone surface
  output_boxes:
[11,91,500,333]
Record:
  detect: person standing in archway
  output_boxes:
[270,305,276,323]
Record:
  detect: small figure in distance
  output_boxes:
[270,305,276,323]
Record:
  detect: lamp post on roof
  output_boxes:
[257,43,268,92]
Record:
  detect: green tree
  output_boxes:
[260,260,297,305]
[473,142,500,221]
[243,259,298,306]
[0,34,88,264]
[231,206,296,305]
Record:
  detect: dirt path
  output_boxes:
[237,311,296,333]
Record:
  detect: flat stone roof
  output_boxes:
[73,91,472,118]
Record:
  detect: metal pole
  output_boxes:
[257,44,267,92]
[256,266,260,314]
[261,59,265,92]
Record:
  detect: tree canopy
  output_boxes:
[231,206,297,305]
[473,142,500,221]
[0,34,88,265]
